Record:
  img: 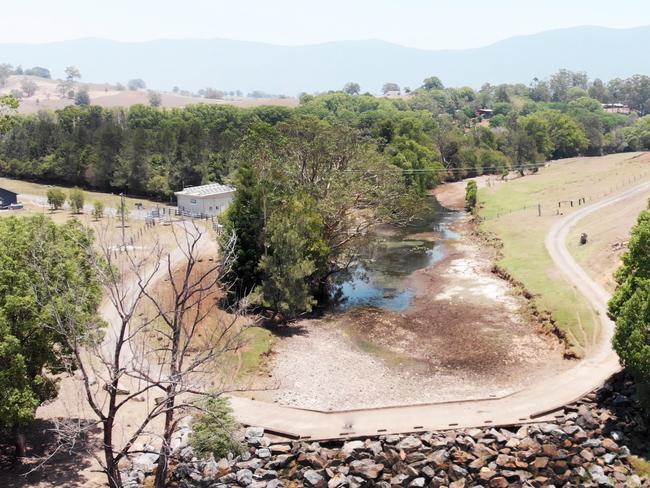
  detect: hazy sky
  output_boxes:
[2,0,649,49]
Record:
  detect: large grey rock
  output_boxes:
[390,473,410,485]
[303,469,325,487]
[397,436,422,451]
[202,456,221,479]
[270,444,292,454]
[255,468,278,480]
[246,426,265,439]
[408,478,425,488]
[257,448,272,459]
[237,458,265,471]
[349,459,384,479]
[341,440,365,456]
[328,472,348,488]
[428,449,449,468]
[421,465,436,478]
[346,475,365,488]
[180,446,195,462]
[237,469,254,486]
[577,405,599,428]
[132,452,159,474]
[266,454,293,469]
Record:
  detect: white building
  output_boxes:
[175,183,236,217]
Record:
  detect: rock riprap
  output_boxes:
[143,374,649,487]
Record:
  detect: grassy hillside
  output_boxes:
[479,152,650,356]
[0,75,298,114]
[0,176,154,209]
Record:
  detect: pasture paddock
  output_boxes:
[479,152,650,356]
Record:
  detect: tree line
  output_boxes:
[4,69,650,319]
[2,70,650,201]
[609,200,650,410]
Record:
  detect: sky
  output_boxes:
[2,0,650,49]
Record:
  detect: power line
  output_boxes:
[342,163,547,173]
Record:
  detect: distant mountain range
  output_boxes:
[1,26,649,95]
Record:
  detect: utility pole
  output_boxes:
[120,193,125,248]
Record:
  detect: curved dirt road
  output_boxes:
[230,181,650,440]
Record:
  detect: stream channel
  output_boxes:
[332,199,463,311]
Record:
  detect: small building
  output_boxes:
[602,103,631,114]
[476,108,494,119]
[175,183,235,217]
[0,187,18,207]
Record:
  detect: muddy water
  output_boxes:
[332,199,462,311]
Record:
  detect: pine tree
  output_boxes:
[254,195,327,319]
[221,160,265,297]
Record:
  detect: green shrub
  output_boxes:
[92,200,104,220]
[68,188,85,214]
[189,397,242,459]
[465,180,478,211]
[46,188,66,210]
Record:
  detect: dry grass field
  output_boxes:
[0,176,156,208]
[0,177,274,384]
[479,152,650,356]
[0,75,298,114]
[567,188,649,292]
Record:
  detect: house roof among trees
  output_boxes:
[175,183,235,197]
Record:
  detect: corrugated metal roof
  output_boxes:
[175,183,235,197]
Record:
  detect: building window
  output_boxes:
[190,199,197,205]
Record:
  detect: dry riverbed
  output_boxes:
[246,187,569,411]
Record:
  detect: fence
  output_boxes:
[481,171,650,221]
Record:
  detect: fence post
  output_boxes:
[538,204,541,217]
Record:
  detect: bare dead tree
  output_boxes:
[31,218,248,488]
[144,221,244,488]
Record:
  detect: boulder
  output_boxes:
[397,436,422,451]
[303,469,325,488]
[488,477,509,488]
[132,452,159,474]
[408,477,425,488]
[257,448,272,459]
[328,472,348,488]
[266,454,294,470]
[246,427,265,439]
[179,446,194,462]
[237,458,265,471]
[601,438,620,452]
[237,469,254,486]
[349,459,384,479]
[270,444,292,454]
[340,440,365,457]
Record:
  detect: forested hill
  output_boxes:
[2,26,650,93]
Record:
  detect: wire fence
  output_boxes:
[480,171,650,221]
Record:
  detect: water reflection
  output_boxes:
[331,201,461,311]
